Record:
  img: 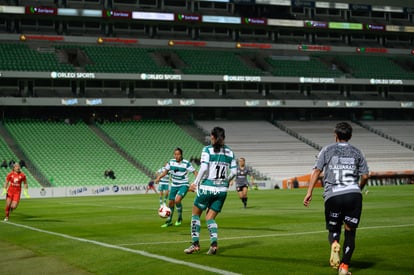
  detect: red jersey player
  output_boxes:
[2,162,30,221]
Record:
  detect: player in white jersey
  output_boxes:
[303,122,369,275]
[184,126,237,255]
[155,148,198,227]
[156,165,170,206]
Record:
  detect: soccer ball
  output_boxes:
[158,205,171,219]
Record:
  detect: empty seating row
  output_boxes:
[176,49,264,76]
[196,120,414,182]
[0,43,75,72]
[280,120,414,173]
[0,135,41,187]
[266,56,343,78]
[4,120,150,187]
[96,120,203,177]
[2,42,414,79]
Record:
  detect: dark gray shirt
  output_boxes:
[314,142,369,201]
[235,166,252,187]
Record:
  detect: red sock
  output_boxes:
[340,263,349,270]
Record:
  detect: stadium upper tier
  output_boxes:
[175,49,264,76]
[0,43,76,72]
[1,42,414,79]
[75,45,174,74]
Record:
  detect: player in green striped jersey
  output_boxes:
[155,147,198,227]
[184,126,237,255]
[156,164,170,207]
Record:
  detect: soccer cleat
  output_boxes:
[184,244,200,254]
[161,222,172,228]
[174,220,182,226]
[206,245,217,255]
[330,241,341,269]
[3,217,8,222]
[338,263,352,275]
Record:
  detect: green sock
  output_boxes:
[207,219,218,245]
[176,203,182,221]
[167,206,174,223]
[191,215,201,244]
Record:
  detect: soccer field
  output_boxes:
[1,185,413,275]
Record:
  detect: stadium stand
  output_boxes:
[0,0,413,188]
[96,119,203,174]
[279,120,414,173]
[361,120,414,149]
[333,54,414,80]
[196,120,414,182]
[195,120,319,182]
[3,119,151,187]
[0,43,75,72]
[176,49,264,76]
[266,55,343,78]
[77,45,174,74]
[0,135,41,188]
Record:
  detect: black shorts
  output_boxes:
[324,192,362,231]
[236,184,249,192]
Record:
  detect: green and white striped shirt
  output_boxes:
[195,145,237,190]
[165,158,195,187]
[157,167,170,186]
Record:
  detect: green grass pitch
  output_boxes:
[1,185,413,275]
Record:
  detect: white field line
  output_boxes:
[117,223,414,246]
[5,222,240,275]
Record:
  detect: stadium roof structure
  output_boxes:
[1,0,414,110]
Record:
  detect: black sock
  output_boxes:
[328,230,340,244]
[342,229,356,265]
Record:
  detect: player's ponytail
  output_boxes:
[211,127,225,153]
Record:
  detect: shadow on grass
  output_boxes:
[221,226,285,232]
[351,259,376,271]
[218,241,323,266]
[15,213,64,223]
[352,258,413,273]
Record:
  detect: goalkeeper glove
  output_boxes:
[1,188,6,196]
[23,188,30,198]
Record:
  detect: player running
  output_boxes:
[155,147,198,227]
[156,164,170,207]
[231,157,254,208]
[184,126,237,255]
[2,163,30,221]
[145,179,158,194]
[303,122,369,275]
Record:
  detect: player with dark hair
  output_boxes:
[184,126,237,255]
[145,179,158,194]
[231,157,254,208]
[155,147,198,227]
[156,164,170,206]
[2,163,30,221]
[303,122,369,275]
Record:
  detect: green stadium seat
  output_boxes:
[4,120,150,187]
